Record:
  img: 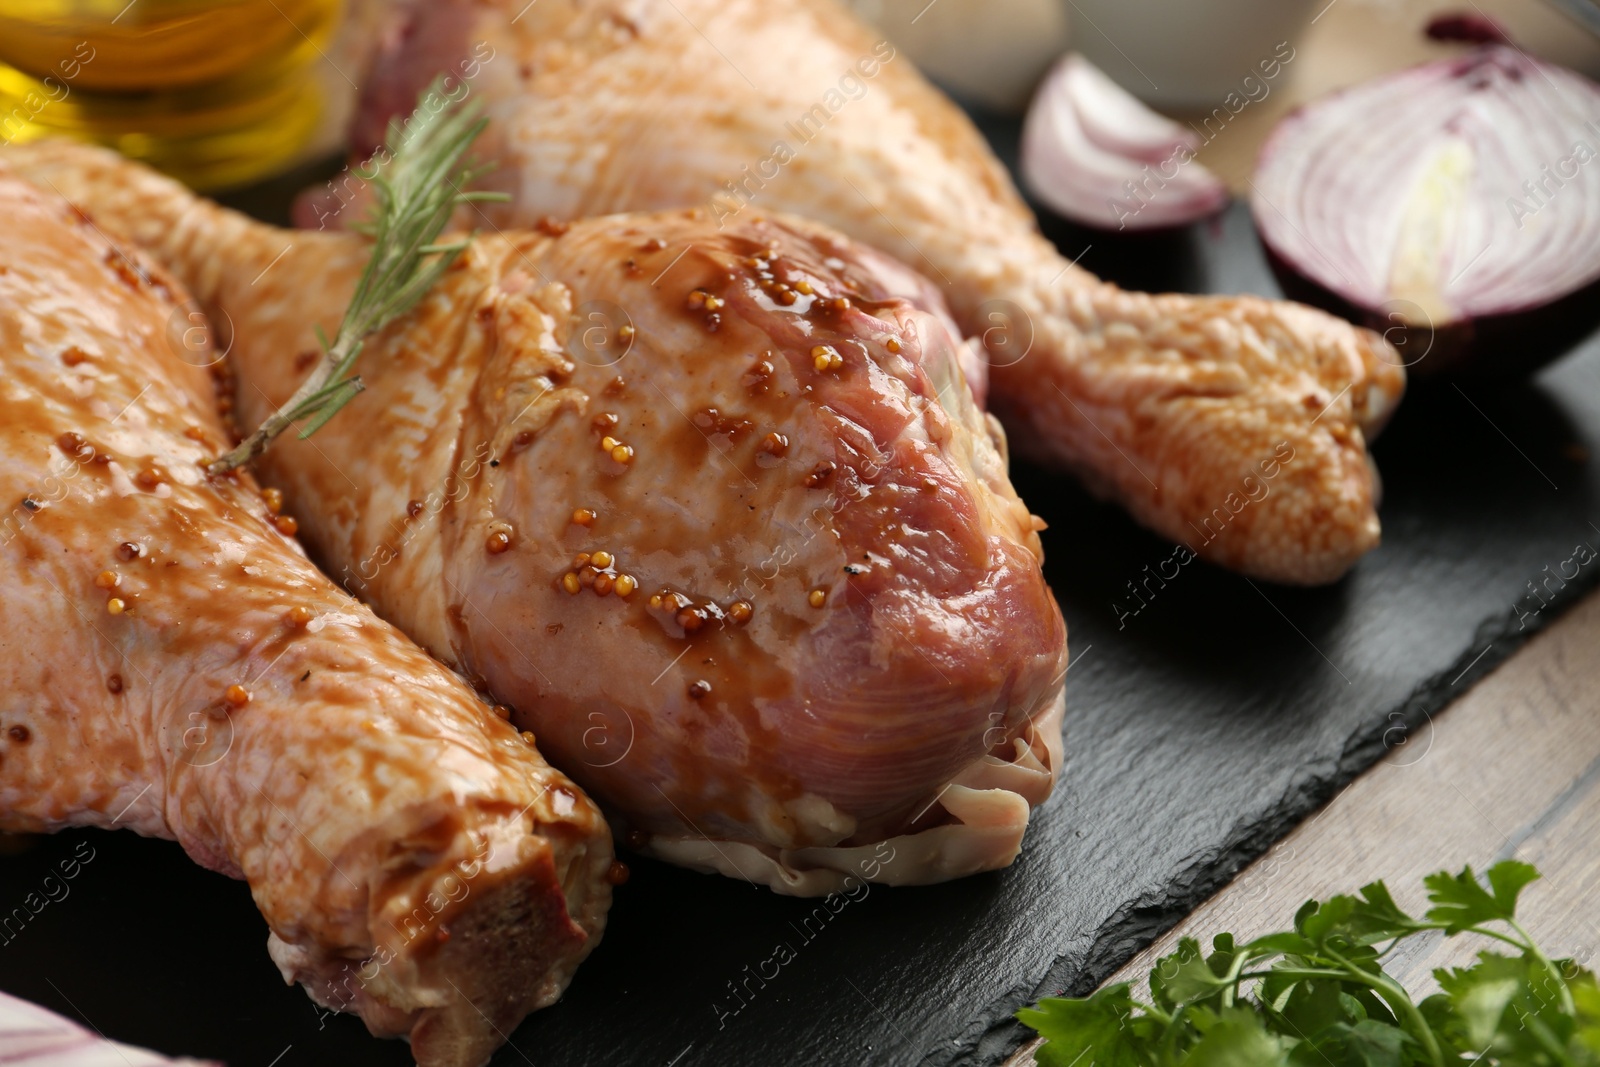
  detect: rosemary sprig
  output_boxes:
[210,78,507,473]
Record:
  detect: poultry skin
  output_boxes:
[8,143,1068,895]
[0,167,613,1067]
[325,0,1408,585]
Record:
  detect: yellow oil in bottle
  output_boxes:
[0,0,341,189]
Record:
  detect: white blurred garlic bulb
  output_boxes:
[840,0,1070,112]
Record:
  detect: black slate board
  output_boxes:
[5,112,1600,1067]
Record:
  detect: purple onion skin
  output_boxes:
[1254,45,1600,383]
[1261,241,1600,383]
[1424,12,1511,45]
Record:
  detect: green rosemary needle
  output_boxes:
[209,78,508,473]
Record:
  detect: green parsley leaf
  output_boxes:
[1275,978,1350,1037]
[1295,881,1423,949]
[1017,983,1156,1067]
[1245,933,1318,957]
[1018,862,1585,1067]
[1185,1007,1290,1067]
[1310,1019,1412,1067]
[1152,939,1228,1013]
[1570,972,1600,1059]
[1419,992,1472,1058]
[1347,881,1425,944]
[1298,893,1359,947]
[1436,952,1528,1049]
[1424,862,1540,933]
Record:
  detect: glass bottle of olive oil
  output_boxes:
[0,0,341,189]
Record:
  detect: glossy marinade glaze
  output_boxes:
[334,0,1407,585]
[7,143,1068,895]
[0,169,612,1067]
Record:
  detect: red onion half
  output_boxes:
[1252,45,1600,380]
[1022,54,1230,231]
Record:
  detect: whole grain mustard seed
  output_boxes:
[808,588,827,608]
[686,288,724,312]
[811,345,843,372]
[803,462,837,488]
[599,432,637,462]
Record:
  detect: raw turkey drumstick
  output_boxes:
[7,143,1068,896]
[329,0,1407,585]
[0,168,613,1067]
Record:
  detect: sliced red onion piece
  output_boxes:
[1021,53,1230,231]
[1252,45,1600,379]
[1424,11,1511,45]
[0,990,217,1065]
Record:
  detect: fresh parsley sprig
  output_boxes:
[1019,862,1600,1067]
[210,77,507,473]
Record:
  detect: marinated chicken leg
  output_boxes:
[9,143,1067,895]
[328,0,1407,584]
[0,168,612,1067]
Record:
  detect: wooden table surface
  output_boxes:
[1007,583,1600,1065]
